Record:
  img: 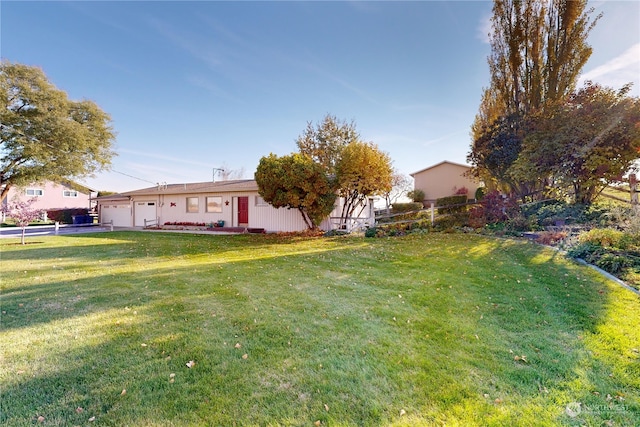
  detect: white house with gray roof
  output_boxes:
[96,179,374,233]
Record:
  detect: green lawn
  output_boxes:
[1,232,638,426]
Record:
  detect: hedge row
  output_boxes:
[47,208,89,224]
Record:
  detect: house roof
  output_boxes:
[95,193,132,202]
[410,160,471,177]
[2,180,96,194]
[116,179,259,197]
[62,180,96,194]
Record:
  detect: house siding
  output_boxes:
[249,195,310,231]
[128,191,310,232]
[96,180,375,233]
[2,181,93,212]
[411,162,481,202]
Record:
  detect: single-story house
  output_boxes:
[410,161,482,204]
[96,179,375,233]
[1,180,96,220]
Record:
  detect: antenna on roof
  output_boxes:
[212,167,225,182]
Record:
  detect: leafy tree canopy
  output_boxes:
[469,0,606,201]
[255,153,336,230]
[483,0,599,119]
[296,114,359,175]
[335,141,393,221]
[1,61,116,201]
[468,113,523,191]
[514,82,640,204]
[258,115,392,229]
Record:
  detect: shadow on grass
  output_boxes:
[1,232,361,332]
[1,233,638,426]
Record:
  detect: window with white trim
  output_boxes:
[186,197,199,213]
[206,196,222,213]
[26,188,44,196]
[63,190,78,197]
[255,196,269,207]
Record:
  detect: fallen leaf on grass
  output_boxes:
[121,389,127,396]
[514,355,528,363]
[186,360,195,368]
[234,343,242,349]
[400,409,406,416]
[89,416,96,422]
[314,421,321,426]
[242,354,248,360]
[37,416,45,423]
[324,404,329,411]
[76,407,84,413]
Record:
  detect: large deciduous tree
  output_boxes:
[1,61,116,201]
[296,114,359,175]
[296,115,393,225]
[335,141,393,224]
[514,82,640,204]
[468,113,524,193]
[255,153,336,230]
[469,0,600,199]
[257,115,393,230]
[483,0,599,118]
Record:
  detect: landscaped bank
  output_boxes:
[1,232,638,426]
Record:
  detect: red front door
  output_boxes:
[238,196,249,224]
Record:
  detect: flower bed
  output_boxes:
[162,225,206,231]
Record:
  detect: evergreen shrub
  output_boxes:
[436,195,467,214]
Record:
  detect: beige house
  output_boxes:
[410,161,482,204]
[96,179,375,232]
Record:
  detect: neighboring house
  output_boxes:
[410,161,482,204]
[96,179,375,233]
[1,180,96,219]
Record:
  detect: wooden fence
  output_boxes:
[375,201,478,228]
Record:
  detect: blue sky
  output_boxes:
[2,1,639,193]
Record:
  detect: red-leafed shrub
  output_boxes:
[481,191,519,224]
[467,205,486,228]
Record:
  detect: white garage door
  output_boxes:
[101,204,131,227]
[134,201,157,227]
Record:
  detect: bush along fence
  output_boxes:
[373,191,599,235]
[46,208,90,224]
[374,197,480,235]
